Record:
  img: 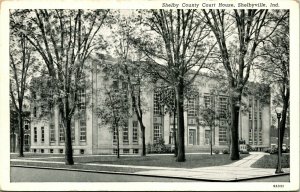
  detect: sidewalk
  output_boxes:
[11,152,289,181]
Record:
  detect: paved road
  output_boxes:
[11,167,289,182]
[11,167,191,182]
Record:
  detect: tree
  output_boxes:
[203,9,288,160]
[256,11,289,152]
[156,86,178,156]
[9,18,37,156]
[132,10,215,162]
[111,16,149,156]
[199,98,217,155]
[97,83,131,158]
[11,9,110,164]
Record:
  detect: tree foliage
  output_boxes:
[10,9,110,164]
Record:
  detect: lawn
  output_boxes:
[11,153,249,169]
[251,154,290,169]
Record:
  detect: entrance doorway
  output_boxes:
[189,129,196,145]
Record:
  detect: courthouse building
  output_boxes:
[30,57,271,154]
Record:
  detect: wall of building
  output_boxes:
[30,58,272,154]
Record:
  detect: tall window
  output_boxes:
[219,97,228,119]
[132,121,138,143]
[153,90,161,115]
[259,105,262,145]
[205,130,210,145]
[41,127,44,143]
[113,127,117,143]
[249,97,253,145]
[33,107,37,117]
[204,95,212,108]
[24,134,29,145]
[219,121,227,145]
[59,124,65,142]
[153,124,162,142]
[112,81,118,91]
[123,124,129,143]
[188,98,196,117]
[79,119,86,141]
[78,89,86,110]
[122,82,128,90]
[50,124,55,142]
[34,127,37,142]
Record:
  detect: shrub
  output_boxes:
[147,137,172,154]
[213,149,220,154]
[222,149,229,154]
[264,148,271,153]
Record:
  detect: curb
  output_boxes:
[11,165,290,182]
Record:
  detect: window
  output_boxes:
[79,119,86,141]
[24,135,29,145]
[50,149,53,153]
[205,130,210,145]
[59,149,63,153]
[71,120,75,142]
[41,127,44,143]
[133,149,139,154]
[219,97,228,119]
[32,91,36,99]
[78,89,86,110]
[188,98,196,117]
[153,90,162,115]
[169,115,177,125]
[25,124,29,130]
[219,121,227,145]
[33,149,36,153]
[204,95,212,108]
[123,125,129,143]
[41,149,44,153]
[80,149,85,154]
[122,82,128,90]
[34,127,37,142]
[153,124,162,142]
[123,149,130,154]
[50,124,55,142]
[41,105,46,116]
[113,148,118,154]
[169,125,177,144]
[113,127,117,143]
[33,107,37,117]
[59,124,65,142]
[112,81,118,90]
[132,121,138,143]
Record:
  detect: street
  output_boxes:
[10,167,191,182]
[11,166,289,182]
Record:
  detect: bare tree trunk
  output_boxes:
[173,110,178,157]
[63,97,74,165]
[210,126,213,155]
[64,117,74,165]
[12,129,16,153]
[279,90,289,152]
[18,109,24,157]
[230,97,240,160]
[116,122,120,158]
[176,79,185,162]
[141,124,146,156]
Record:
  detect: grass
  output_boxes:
[11,153,249,169]
[251,154,290,169]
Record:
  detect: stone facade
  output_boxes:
[30,59,271,154]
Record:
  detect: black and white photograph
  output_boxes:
[0,0,299,191]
